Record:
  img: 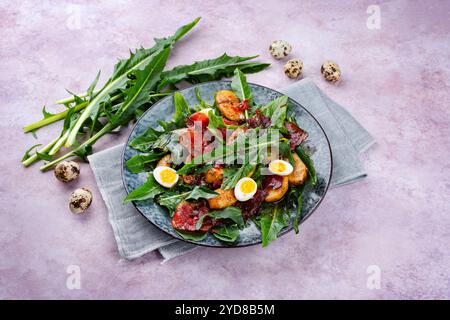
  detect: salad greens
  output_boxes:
[22,17,270,171]
[124,70,317,246]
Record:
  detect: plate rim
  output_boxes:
[121,80,333,248]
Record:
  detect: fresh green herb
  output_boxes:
[22,144,43,162]
[42,106,56,119]
[173,92,191,126]
[157,191,187,215]
[221,163,255,190]
[279,140,295,166]
[24,18,270,171]
[195,206,245,230]
[157,186,218,215]
[123,174,165,204]
[129,127,165,152]
[260,95,288,118]
[231,68,253,105]
[212,224,240,242]
[185,186,218,200]
[258,204,288,247]
[269,104,287,128]
[207,110,236,129]
[36,150,52,161]
[195,87,211,108]
[295,146,317,185]
[176,163,198,175]
[22,137,59,167]
[160,53,269,86]
[40,46,171,171]
[125,151,168,173]
[209,207,245,227]
[176,230,208,241]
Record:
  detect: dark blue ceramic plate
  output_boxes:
[122,81,332,247]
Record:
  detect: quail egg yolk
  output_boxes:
[269,161,287,174]
[160,168,177,184]
[240,179,256,194]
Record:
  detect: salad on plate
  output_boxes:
[124,69,317,246]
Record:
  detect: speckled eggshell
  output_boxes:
[269,40,292,59]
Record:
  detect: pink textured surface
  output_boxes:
[1,0,450,299]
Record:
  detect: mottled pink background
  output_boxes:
[1,0,449,299]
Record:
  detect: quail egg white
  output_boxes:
[268,159,294,176]
[153,166,179,188]
[234,177,258,202]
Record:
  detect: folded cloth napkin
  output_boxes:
[88,78,375,262]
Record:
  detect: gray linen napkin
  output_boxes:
[88,78,375,261]
[281,79,375,187]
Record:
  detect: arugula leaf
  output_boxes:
[86,70,101,98]
[185,186,218,200]
[154,17,201,45]
[221,163,255,190]
[231,68,253,105]
[73,144,92,160]
[207,110,237,130]
[209,207,245,227]
[212,224,240,242]
[279,140,295,166]
[270,105,287,128]
[144,130,186,165]
[196,206,244,230]
[160,53,267,86]
[42,106,56,119]
[129,127,164,152]
[157,191,186,215]
[195,87,211,108]
[258,204,288,247]
[231,62,270,75]
[173,92,191,126]
[123,174,165,203]
[22,144,42,161]
[36,151,52,161]
[295,146,317,185]
[112,17,200,82]
[260,96,288,118]
[176,163,198,175]
[157,186,217,215]
[126,151,167,173]
[176,230,208,241]
[111,47,171,126]
[157,120,178,132]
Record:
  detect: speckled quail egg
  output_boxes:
[268,159,294,176]
[234,177,258,202]
[321,60,341,82]
[54,161,80,183]
[153,166,179,188]
[69,187,92,214]
[284,59,303,79]
[269,40,292,60]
